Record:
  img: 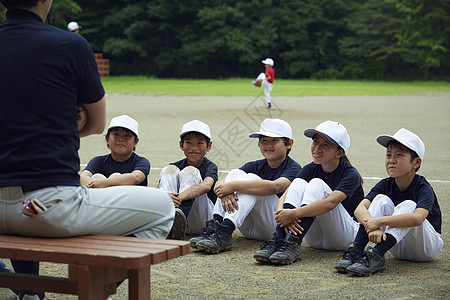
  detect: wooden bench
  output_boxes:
[0,235,190,299]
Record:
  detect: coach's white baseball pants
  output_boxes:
[159,165,214,235]
[213,169,279,240]
[368,194,443,261]
[284,178,360,250]
[0,185,174,239]
[256,72,273,105]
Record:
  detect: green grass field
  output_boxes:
[101,76,450,96]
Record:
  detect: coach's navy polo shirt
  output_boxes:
[296,160,364,217]
[365,175,442,234]
[0,9,105,187]
[240,156,301,198]
[85,153,151,187]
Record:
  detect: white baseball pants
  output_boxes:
[159,165,214,235]
[284,178,360,250]
[368,194,443,261]
[213,169,279,241]
[256,72,273,105]
[0,185,174,239]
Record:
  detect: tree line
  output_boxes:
[1,0,449,80]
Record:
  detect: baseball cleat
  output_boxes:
[254,231,281,263]
[189,219,216,249]
[346,246,386,276]
[334,242,363,273]
[269,232,302,265]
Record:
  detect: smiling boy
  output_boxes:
[80,115,150,187]
[158,120,218,240]
[191,118,301,254]
[335,128,443,276]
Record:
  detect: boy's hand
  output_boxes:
[214,181,235,199]
[363,218,381,233]
[285,218,304,236]
[368,229,387,244]
[221,193,239,214]
[87,178,109,188]
[169,193,182,207]
[274,209,297,229]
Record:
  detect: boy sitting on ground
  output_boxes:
[335,128,443,276]
[80,115,150,188]
[158,120,218,240]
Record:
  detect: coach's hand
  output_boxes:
[77,105,88,131]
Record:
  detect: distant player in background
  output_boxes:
[252,58,275,108]
[67,21,80,34]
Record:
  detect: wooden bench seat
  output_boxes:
[0,235,190,299]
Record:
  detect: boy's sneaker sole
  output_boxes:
[169,208,187,240]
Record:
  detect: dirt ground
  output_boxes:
[1,93,449,299]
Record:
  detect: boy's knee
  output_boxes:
[372,194,392,206]
[92,173,107,180]
[290,178,308,190]
[179,165,199,177]
[394,200,416,214]
[161,165,179,175]
[225,169,247,181]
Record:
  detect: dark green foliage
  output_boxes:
[1,0,449,79]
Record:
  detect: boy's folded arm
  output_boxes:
[105,170,146,186]
[80,170,94,186]
[377,208,429,228]
[354,199,372,224]
[178,176,215,201]
[232,177,291,196]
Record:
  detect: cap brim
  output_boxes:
[376,135,395,148]
[304,129,339,147]
[248,131,284,138]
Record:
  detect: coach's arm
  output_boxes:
[78,97,106,137]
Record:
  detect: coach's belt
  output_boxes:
[21,185,52,193]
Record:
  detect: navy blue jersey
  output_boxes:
[171,157,218,203]
[85,153,150,187]
[365,175,442,234]
[240,156,301,198]
[0,9,105,187]
[297,160,364,217]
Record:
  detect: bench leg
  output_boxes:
[71,265,126,300]
[128,267,150,300]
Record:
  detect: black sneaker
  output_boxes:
[269,232,302,265]
[189,219,216,249]
[254,232,281,263]
[168,208,187,240]
[334,242,363,273]
[268,102,272,109]
[195,221,232,253]
[346,246,386,276]
[18,292,46,300]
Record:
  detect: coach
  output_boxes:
[0,1,174,299]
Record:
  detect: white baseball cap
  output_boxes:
[261,58,274,66]
[180,120,211,139]
[67,21,81,31]
[376,128,425,159]
[108,115,139,137]
[249,118,292,139]
[304,120,350,154]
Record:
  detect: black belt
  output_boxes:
[21,186,52,193]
